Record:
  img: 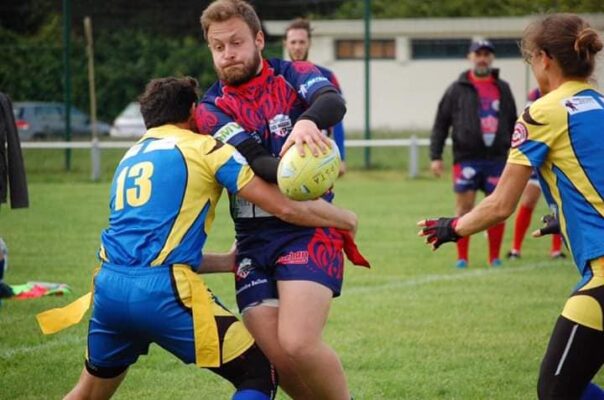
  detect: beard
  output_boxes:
[288,49,308,62]
[216,51,261,86]
[473,64,491,77]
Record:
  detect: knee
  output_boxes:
[278,333,319,361]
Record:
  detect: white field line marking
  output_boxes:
[0,333,84,360]
[347,261,558,294]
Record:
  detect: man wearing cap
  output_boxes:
[430,39,517,268]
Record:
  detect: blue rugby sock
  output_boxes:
[582,383,604,400]
[0,259,4,281]
[231,389,270,400]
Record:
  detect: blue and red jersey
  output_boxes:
[195,58,338,231]
[196,58,333,157]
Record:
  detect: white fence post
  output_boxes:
[408,135,418,178]
[91,137,101,181]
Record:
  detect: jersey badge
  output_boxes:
[511,122,528,148]
[235,257,253,279]
[269,114,292,138]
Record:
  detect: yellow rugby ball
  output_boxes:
[277,141,341,201]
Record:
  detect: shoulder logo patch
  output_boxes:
[511,122,528,148]
[561,96,603,115]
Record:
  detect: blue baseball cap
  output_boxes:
[469,40,495,53]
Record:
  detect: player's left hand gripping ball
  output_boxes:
[418,217,461,250]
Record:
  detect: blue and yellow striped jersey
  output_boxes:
[508,81,604,275]
[99,125,254,269]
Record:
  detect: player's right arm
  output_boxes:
[206,137,357,232]
[237,176,357,232]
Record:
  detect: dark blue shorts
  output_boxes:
[87,263,253,370]
[234,227,345,312]
[452,160,505,194]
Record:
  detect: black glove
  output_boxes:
[538,214,561,236]
[419,217,461,250]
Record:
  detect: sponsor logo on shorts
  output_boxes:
[235,257,253,279]
[461,167,476,179]
[511,122,528,148]
[235,278,268,295]
[277,251,309,265]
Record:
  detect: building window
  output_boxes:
[487,38,522,58]
[410,38,472,59]
[335,39,395,60]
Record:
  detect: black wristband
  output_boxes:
[249,157,279,183]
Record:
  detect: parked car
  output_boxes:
[13,102,111,140]
[110,102,147,139]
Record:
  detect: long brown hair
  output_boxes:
[521,13,603,78]
[200,0,261,40]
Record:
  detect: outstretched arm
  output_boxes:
[238,176,357,232]
[419,163,531,249]
[454,163,531,235]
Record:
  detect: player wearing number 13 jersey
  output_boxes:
[100,123,251,269]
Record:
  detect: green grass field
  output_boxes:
[0,147,600,399]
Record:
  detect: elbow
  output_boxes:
[334,96,346,120]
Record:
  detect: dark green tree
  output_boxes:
[334,0,604,18]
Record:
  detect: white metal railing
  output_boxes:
[20,137,451,179]
[20,141,133,149]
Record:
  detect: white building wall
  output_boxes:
[267,15,604,133]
